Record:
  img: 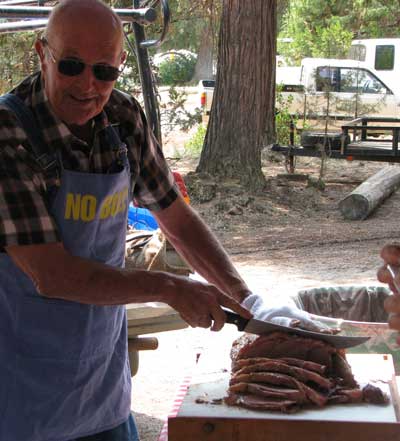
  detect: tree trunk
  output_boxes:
[339,166,400,220]
[191,20,215,82]
[197,0,276,191]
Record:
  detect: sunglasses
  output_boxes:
[41,38,124,82]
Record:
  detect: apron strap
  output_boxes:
[104,124,130,174]
[0,93,58,175]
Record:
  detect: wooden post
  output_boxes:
[339,166,400,220]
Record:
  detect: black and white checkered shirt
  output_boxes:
[0,72,178,250]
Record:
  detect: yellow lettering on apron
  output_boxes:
[80,195,97,221]
[98,187,129,220]
[111,193,119,217]
[65,193,81,220]
[99,195,112,219]
[120,188,128,212]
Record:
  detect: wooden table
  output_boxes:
[168,345,400,441]
[126,303,187,376]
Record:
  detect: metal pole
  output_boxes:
[0,18,47,33]
[0,0,42,5]
[132,0,162,145]
[0,6,157,24]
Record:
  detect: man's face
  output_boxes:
[36,20,125,127]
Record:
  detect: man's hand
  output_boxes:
[377,243,400,341]
[241,293,333,333]
[165,277,252,332]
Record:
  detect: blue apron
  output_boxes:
[0,95,137,441]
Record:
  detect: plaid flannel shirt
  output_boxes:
[0,72,178,251]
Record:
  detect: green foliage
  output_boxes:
[183,123,207,158]
[278,0,400,65]
[310,17,353,59]
[0,32,39,94]
[275,85,299,145]
[160,86,202,134]
[157,52,196,85]
[158,0,221,53]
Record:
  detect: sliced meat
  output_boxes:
[280,357,327,375]
[232,357,276,373]
[230,372,302,389]
[229,371,327,407]
[224,392,298,413]
[232,332,336,371]
[229,382,305,403]
[301,383,328,407]
[328,388,363,404]
[232,356,326,375]
[232,360,333,390]
[226,331,387,414]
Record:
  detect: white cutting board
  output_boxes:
[174,352,399,423]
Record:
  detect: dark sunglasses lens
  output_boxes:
[93,64,120,81]
[58,59,85,76]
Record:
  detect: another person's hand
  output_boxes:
[241,293,332,333]
[377,243,400,340]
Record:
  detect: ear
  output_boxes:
[35,39,46,64]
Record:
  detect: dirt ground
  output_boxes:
[130,132,400,440]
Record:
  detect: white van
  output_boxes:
[348,38,400,96]
[278,57,400,121]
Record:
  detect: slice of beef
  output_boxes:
[233,356,327,376]
[301,383,328,407]
[224,392,298,413]
[232,360,333,390]
[231,332,336,371]
[232,357,274,372]
[229,371,328,407]
[280,357,327,375]
[328,388,363,404]
[230,372,302,389]
[229,382,305,403]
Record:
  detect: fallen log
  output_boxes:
[339,166,400,220]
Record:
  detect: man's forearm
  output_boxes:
[6,242,183,306]
[154,199,251,303]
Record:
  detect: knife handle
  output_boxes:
[222,307,249,331]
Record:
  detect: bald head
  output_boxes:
[45,0,124,51]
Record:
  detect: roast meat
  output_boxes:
[225,332,389,413]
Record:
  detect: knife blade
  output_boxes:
[223,308,370,349]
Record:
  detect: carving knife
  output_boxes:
[223,308,370,349]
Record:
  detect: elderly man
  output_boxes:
[0,0,319,440]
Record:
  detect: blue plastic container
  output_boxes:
[128,205,158,230]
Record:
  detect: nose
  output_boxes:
[75,64,97,91]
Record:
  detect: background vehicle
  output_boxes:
[284,58,400,122]
[348,38,400,96]
[200,57,400,127]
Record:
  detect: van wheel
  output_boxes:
[300,131,350,150]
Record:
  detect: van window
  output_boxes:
[375,45,395,70]
[316,66,339,92]
[348,44,366,61]
[201,80,216,88]
[339,68,388,94]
